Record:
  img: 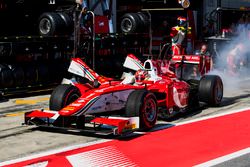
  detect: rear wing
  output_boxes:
[171,55,212,75]
[172,55,201,64]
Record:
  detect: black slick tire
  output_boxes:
[125,90,158,130]
[38,12,64,36]
[49,84,81,111]
[137,12,149,32]
[57,12,73,34]
[120,13,142,33]
[198,75,223,106]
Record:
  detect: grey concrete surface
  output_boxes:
[0,94,49,115]
[214,154,250,167]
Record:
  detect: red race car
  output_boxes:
[24,54,223,135]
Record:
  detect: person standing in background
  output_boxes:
[170,17,186,55]
[170,16,192,55]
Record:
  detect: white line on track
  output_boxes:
[1,107,250,166]
[194,147,250,167]
[175,107,250,126]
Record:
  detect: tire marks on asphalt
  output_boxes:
[0,126,34,139]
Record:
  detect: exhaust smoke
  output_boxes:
[209,27,250,94]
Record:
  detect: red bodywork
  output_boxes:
[24,54,212,135]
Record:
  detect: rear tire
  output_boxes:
[198,75,223,106]
[49,84,81,111]
[125,90,158,130]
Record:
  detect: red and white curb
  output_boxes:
[0,139,111,166]
[66,146,137,167]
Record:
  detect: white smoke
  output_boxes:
[209,26,250,94]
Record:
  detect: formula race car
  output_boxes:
[24,54,223,135]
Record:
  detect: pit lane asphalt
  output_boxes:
[0,78,250,164]
[213,153,250,167]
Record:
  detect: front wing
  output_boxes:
[24,110,140,135]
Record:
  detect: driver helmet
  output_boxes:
[135,69,149,85]
[177,16,187,26]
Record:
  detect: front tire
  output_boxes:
[125,90,158,130]
[198,75,223,106]
[49,84,81,111]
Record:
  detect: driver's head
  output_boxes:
[135,69,148,85]
[177,16,187,26]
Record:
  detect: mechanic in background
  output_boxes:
[227,43,247,76]
[192,43,213,77]
[200,44,210,56]
[200,43,213,73]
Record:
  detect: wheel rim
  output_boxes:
[143,97,157,122]
[39,18,51,35]
[121,18,132,33]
